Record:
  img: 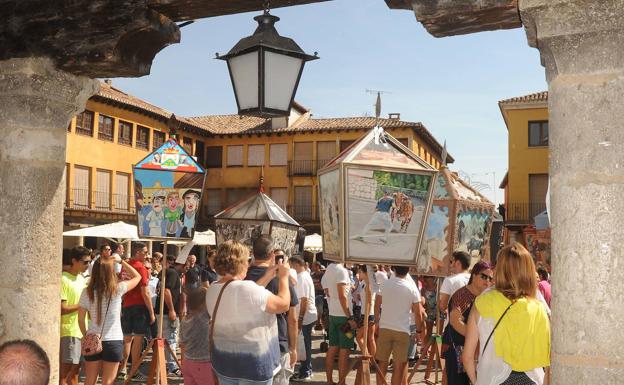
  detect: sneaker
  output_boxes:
[168,368,182,376]
[131,372,148,382]
[299,374,313,382]
[116,371,127,381]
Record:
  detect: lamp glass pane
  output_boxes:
[264,51,303,111]
[228,51,259,110]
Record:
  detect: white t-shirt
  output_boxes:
[374,271,389,294]
[440,272,470,297]
[295,271,318,326]
[379,276,421,334]
[206,280,280,380]
[323,263,352,317]
[79,282,128,341]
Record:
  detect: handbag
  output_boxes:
[296,330,306,361]
[481,301,514,356]
[82,297,111,356]
[209,279,234,385]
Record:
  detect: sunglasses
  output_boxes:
[81,260,92,265]
[479,273,494,282]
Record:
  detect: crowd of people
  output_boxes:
[49,237,551,385]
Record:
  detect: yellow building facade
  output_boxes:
[499,91,550,265]
[64,81,452,247]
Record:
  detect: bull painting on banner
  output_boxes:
[133,138,206,239]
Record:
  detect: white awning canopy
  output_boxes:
[304,233,323,252]
[62,221,139,242]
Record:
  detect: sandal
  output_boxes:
[169,368,182,376]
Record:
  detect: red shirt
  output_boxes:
[122,259,149,308]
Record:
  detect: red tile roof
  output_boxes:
[92,81,453,162]
[499,91,548,105]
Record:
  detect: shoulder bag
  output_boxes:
[82,296,111,356]
[209,279,234,385]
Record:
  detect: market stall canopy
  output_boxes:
[304,233,323,252]
[167,229,216,246]
[62,221,139,242]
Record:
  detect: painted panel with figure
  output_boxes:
[346,167,432,264]
[270,223,299,257]
[319,170,341,260]
[417,204,451,275]
[455,208,491,261]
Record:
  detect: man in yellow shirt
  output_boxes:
[60,246,91,385]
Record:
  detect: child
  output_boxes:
[179,287,214,385]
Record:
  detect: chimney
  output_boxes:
[388,113,400,120]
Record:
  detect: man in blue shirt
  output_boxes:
[356,192,395,244]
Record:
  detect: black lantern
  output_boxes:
[217,10,318,118]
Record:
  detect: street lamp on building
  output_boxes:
[217,8,318,118]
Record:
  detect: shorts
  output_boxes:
[375,328,410,364]
[84,340,124,362]
[60,336,82,364]
[328,316,354,349]
[121,305,148,336]
[356,314,375,329]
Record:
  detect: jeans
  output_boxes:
[157,315,179,372]
[407,324,417,360]
[216,374,273,385]
[299,323,314,377]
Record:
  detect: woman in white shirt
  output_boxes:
[78,255,141,385]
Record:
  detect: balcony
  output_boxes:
[66,188,134,213]
[288,204,318,222]
[505,202,547,224]
[287,159,333,176]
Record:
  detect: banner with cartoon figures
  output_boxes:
[133,138,206,239]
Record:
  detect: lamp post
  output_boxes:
[217,8,318,118]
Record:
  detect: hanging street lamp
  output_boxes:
[217,6,318,118]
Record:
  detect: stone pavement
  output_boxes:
[81,329,440,385]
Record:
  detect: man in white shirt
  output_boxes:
[291,256,318,381]
[374,266,424,385]
[322,262,356,385]
[439,251,471,313]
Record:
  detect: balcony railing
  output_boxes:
[66,188,134,213]
[287,204,318,222]
[505,202,547,224]
[288,159,333,176]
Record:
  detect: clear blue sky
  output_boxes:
[112,0,547,205]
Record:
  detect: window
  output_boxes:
[206,189,223,215]
[294,186,313,220]
[270,144,288,166]
[227,145,244,167]
[95,169,111,210]
[529,121,549,147]
[118,120,133,145]
[293,142,313,175]
[98,114,114,141]
[317,141,336,169]
[73,166,90,208]
[270,188,288,210]
[226,188,254,207]
[195,140,205,167]
[206,146,223,168]
[75,110,94,136]
[529,174,549,218]
[340,140,355,152]
[115,173,129,211]
[153,130,166,149]
[248,144,265,166]
[182,137,192,154]
[136,126,150,150]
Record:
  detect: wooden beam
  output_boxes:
[388,0,521,37]
[149,0,333,22]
